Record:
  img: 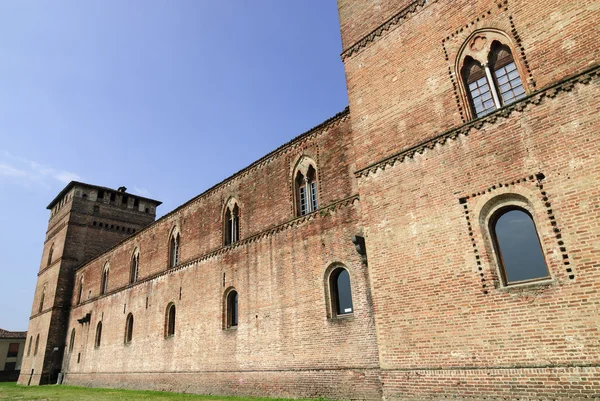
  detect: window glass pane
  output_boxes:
[494,62,525,106]
[336,269,353,314]
[494,209,549,283]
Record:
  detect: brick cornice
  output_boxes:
[341,0,431,61]
[72,194,360,310]
[355,64,600,178]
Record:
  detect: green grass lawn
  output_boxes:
[0,382,313,401]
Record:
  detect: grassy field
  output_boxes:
[0,382,312,401]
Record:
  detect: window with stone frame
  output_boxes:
[223,201,240,246]
[293,157,319,217]
[168,229,180,268]
[459,32,526,119]
[130,249,140,283]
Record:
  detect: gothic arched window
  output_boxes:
[100,263,109,295]
[295,163,319,216]
[130,249,140,283]
[47,245,54,266]
[459,32,526,119]
[224,201,240,246]
[169,229,180,268]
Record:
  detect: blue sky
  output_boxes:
[0,1,348,331]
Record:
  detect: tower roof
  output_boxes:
[46,181,162,210]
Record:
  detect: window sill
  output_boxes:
[499,277,554,292]
[329,313,354,323]
[164,334,175,340]
[224,325,238,332]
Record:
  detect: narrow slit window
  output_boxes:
[69,330,75,352]
[125,313,134,344]
[95,322,102,347]
[165,304,176,337]
[226,290,238,328]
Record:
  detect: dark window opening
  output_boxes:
[330,268,353,316]
[4,362,16,371]
[226,290,238,328]
[145,208,149,213]
[34,334,39,356]
[47,246,54,266]
[77,279,83,304]
[82,193,88,199]
[101,268,109,295]
[125,314,134,344]
[95,322,102,347]
[69,330,75,352]
[491,207,550,284]
[110,193,116,203]
[134,198,140,208]
[27,336,32,357]
[122,196,129,206]
[97,190,104,200]
[165,304,176,337]
[38,287,46,313]
[7,343,19,358]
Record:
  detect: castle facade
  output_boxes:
[18,0,600,399]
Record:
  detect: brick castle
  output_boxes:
[18,0,600,399]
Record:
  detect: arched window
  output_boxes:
[76,277,84,305]
[95,322,102,347]
[293,157,319,216]
[27,336,32,356]
[459,32,526,119]
[34,334,39,356]
[38,285,46,313]
[125,313,134,344]
[47,245,54,266]
[329,267,354,317]
[169,229,180,268]
[224,201,240,246]
[226,289,238,328]
[100,263,109,295]
[130,249,140,283]
[490,207,549,285]
[69,329,75,352]
[165,303,176,337]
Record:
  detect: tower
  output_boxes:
[18,182,161,385]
